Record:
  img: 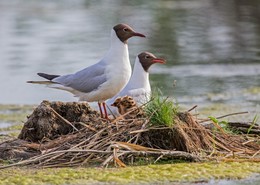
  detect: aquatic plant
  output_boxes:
[144,90,178,127]
[247,114,259,134]
[208,116,235,134]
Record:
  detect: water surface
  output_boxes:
[0,0,259,116]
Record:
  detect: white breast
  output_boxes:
[76,30,132,102]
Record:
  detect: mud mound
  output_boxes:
[18,100,101,142]
[0,139,40,161]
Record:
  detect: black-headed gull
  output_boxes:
[28,23,145,119]
[106,52,166,116]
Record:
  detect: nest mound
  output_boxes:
[18,100,101,142]
[0,101,259,168]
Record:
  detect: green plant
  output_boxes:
[144,90,178,127]
[247,114,259,134]
[208,116,236,134]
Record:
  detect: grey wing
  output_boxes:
[53,62,107,93]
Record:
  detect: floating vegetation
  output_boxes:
[0,162,260,185]
[0,104,34,123]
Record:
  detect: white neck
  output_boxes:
[127,57,150,90]
[100,29,132,98]
[103,29,129,64]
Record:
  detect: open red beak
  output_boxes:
[152,58,166,64]
[132,32,146,38]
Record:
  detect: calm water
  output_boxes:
[0,1,260,183]
[0,0,259,113]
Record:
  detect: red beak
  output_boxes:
[152,58,166,64]
[132,32,146,38]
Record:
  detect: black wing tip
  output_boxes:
[37,72,60,80]
[37,72,46,78]
[37,72,44,76]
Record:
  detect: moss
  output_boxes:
[0,162,260,185]
[0,123,23,139]
[199,103,240,115]
[197,103,257,123]
[0,114,27,123]
[0,124,23,132]
[0,104,35,111]
[6,131,20,137]
[0,104,32,139]
[0,104,34,123]
[243,86,260,94]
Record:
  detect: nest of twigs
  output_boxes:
[0,101,259,169]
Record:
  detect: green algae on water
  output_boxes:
[0,162,260,185]
[0,104,34,123]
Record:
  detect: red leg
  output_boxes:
[102,102,109,119]
[98,102,103,118]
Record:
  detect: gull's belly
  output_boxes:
[78,70,130,102]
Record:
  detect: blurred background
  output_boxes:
[0,0,259,117]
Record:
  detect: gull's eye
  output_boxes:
[123,28,129,32]
[145,55,150,59]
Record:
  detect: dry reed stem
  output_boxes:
[49,107,79,131]
[0,103,259,169]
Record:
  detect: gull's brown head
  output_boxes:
[113,23,145,44]
[138,52,166,72]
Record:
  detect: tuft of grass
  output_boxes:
[144,90,178,127]
[208,116,238,135]
[247,114,259,134]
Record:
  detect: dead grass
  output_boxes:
[0,100,259,169]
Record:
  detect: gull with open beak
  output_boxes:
[27,23,145,119]
[107,52,166,116]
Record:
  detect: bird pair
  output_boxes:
[28,23,166,119]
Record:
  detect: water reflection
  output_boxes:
[0,0,259,113]
[149,0,260,64]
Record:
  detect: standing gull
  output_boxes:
[106,52,166,115]
[27,23,145,118]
